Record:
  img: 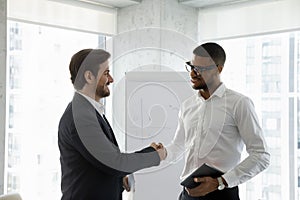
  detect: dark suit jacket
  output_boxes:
[58,93,160,200]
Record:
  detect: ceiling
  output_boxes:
[179,0,282,9]
[62,0,282,9]
[72,0,141,8]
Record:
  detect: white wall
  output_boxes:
[198,0,300,41]
[0,0,6,195]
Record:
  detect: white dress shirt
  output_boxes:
[165,83,270,188]
[76,91,105,116]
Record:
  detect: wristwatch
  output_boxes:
[217,177,225,190]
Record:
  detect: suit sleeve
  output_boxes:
[60,99,160,177]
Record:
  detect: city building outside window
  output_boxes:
[218,31,300,200]
[6,20,107,200]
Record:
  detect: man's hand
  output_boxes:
[185,177,218,197]
[150,142,167,160]
[122,176,130,192]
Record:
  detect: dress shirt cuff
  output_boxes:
[222,171,239,188]
[165,146,173,163]
[164,146,182,164]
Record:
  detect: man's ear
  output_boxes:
[217,65,224,73]
[83,70,95,84]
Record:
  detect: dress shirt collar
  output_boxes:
[75,91,105,115]
[197,83,226,100]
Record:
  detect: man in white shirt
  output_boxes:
[159,42,270,199]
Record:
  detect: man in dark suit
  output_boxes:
[58,49,166,200]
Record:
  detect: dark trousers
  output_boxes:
[179,186,240,200]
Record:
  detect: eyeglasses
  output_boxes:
[185,61,218,74]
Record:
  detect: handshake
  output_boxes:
[150,142,167,161]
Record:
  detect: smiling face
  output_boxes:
[189,54,219,91]
[94,60,114,100]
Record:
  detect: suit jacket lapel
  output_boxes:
[73,93,119,147]
[96,112,119,147]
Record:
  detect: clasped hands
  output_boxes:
[150,142,167,161]
[122,142,167,192]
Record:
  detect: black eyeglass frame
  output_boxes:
[185,61,219,74]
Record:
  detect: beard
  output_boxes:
[192,82,208,90]
[96,84,110,98]
[191,77,208,90]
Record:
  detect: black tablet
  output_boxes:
[180,163,224,189]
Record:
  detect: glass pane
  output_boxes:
[298,98,300,195]
[6,21,106,200]
[218,31,298,200]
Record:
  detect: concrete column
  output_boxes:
[110,0,198,148]
[0,0,7,195]
[113,0,198,81]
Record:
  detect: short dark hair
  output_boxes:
[193,42,226,66]
[69,49,110,90]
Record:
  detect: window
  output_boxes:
[6,20,107,200]
[218,31,300,200]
